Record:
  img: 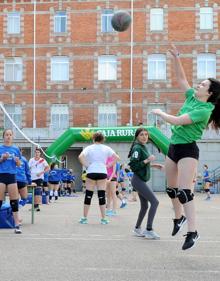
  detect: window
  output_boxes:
[148,54,166,80]
[98,104,117,127]
[4,57,23,82]
[54,11,67,33]
[98,55,117,80]
[51,104,69,130]
[7,12,20,34]
[197,54,216,79]
[147,104,167,128]
[150,8,164,31]
[200,7,213,30]
[101,9,114,33]
[51,56,69,81]
[4,104,22,130]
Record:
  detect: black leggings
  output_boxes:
[131,174,159,230]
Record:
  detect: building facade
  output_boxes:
[0,0,220,190]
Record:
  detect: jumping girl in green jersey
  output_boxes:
[151,44,220,250]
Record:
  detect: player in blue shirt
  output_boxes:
[203,164,211,200]
[0,129,22,234]
[16,148,32,207]
[48,163,61,201]
[43,171,49,204]
[66,169,76,195]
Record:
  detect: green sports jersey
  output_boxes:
[128,142,150,182]
[171,88,214,144]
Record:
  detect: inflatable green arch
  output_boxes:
[45,126,170,163]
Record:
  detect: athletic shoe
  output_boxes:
[143,230,160,240]
[120,202,127,208]
[14,225,22,234]
[172,215,187,236]
[100,218,109,225]
[205,197,211,201]
[79,217,88,224]
[35,207,40,212]
[133,228,145,237]
[182,231,200,250]
[106,210,113,216]
[111,210,117,216]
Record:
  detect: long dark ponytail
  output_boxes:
[207,78,220,130]
[128,128,148,158]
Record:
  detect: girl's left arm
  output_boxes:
[151,109,192,125]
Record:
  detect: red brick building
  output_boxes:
[0,0,219,135]
[0,0,219,189]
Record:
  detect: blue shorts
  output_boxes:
[0,173,17,185]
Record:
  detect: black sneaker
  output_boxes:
[172,215,187,236]
[35,207,40,212]
[182,231,200,250]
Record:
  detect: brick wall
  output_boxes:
[0,0,219,128]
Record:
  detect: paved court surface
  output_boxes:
[0,192,220,281]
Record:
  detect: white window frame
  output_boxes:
[98,55,117,80]
[98,104,117,127]
[147,104,167,128]
[150,8,164,31]
[4,104,22,129]
[101,9,114,33]
[51,56,69,81]
[54,11,67,33]
[148,54,166,80]
[50,104,69,130]
[4,57,23,82]
[7,12,21,34]
[200,7,213,30]
[197,53,216,79]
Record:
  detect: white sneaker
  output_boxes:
[143,230,160,240]
[133,228,145,237]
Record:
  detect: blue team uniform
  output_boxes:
[48,169,61,183]
[16,155,32,184]
[43,171,49,183]
[0,145,21,174]
[203,170,211,183]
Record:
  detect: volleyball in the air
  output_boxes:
[111,10,132,32]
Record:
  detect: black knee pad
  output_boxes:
[166,187,178,199]
[0,200,2,209]
[177,189,194,204]
[84,190,94,205]
[10,199,19,212]
[116,190,119,196]
[97,190,106,205]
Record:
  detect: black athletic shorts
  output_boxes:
[107,177,117,182]
[43,181,48,187]
[167,142,199,164]
[87,173,107,180]
[48,181,59,185]
[0,173,16,185]
[17,181,27,189]
[32,179,43,187]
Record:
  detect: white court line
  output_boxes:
[85,267,220,274]
[0,235,220,244]
[211,207,220,210]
